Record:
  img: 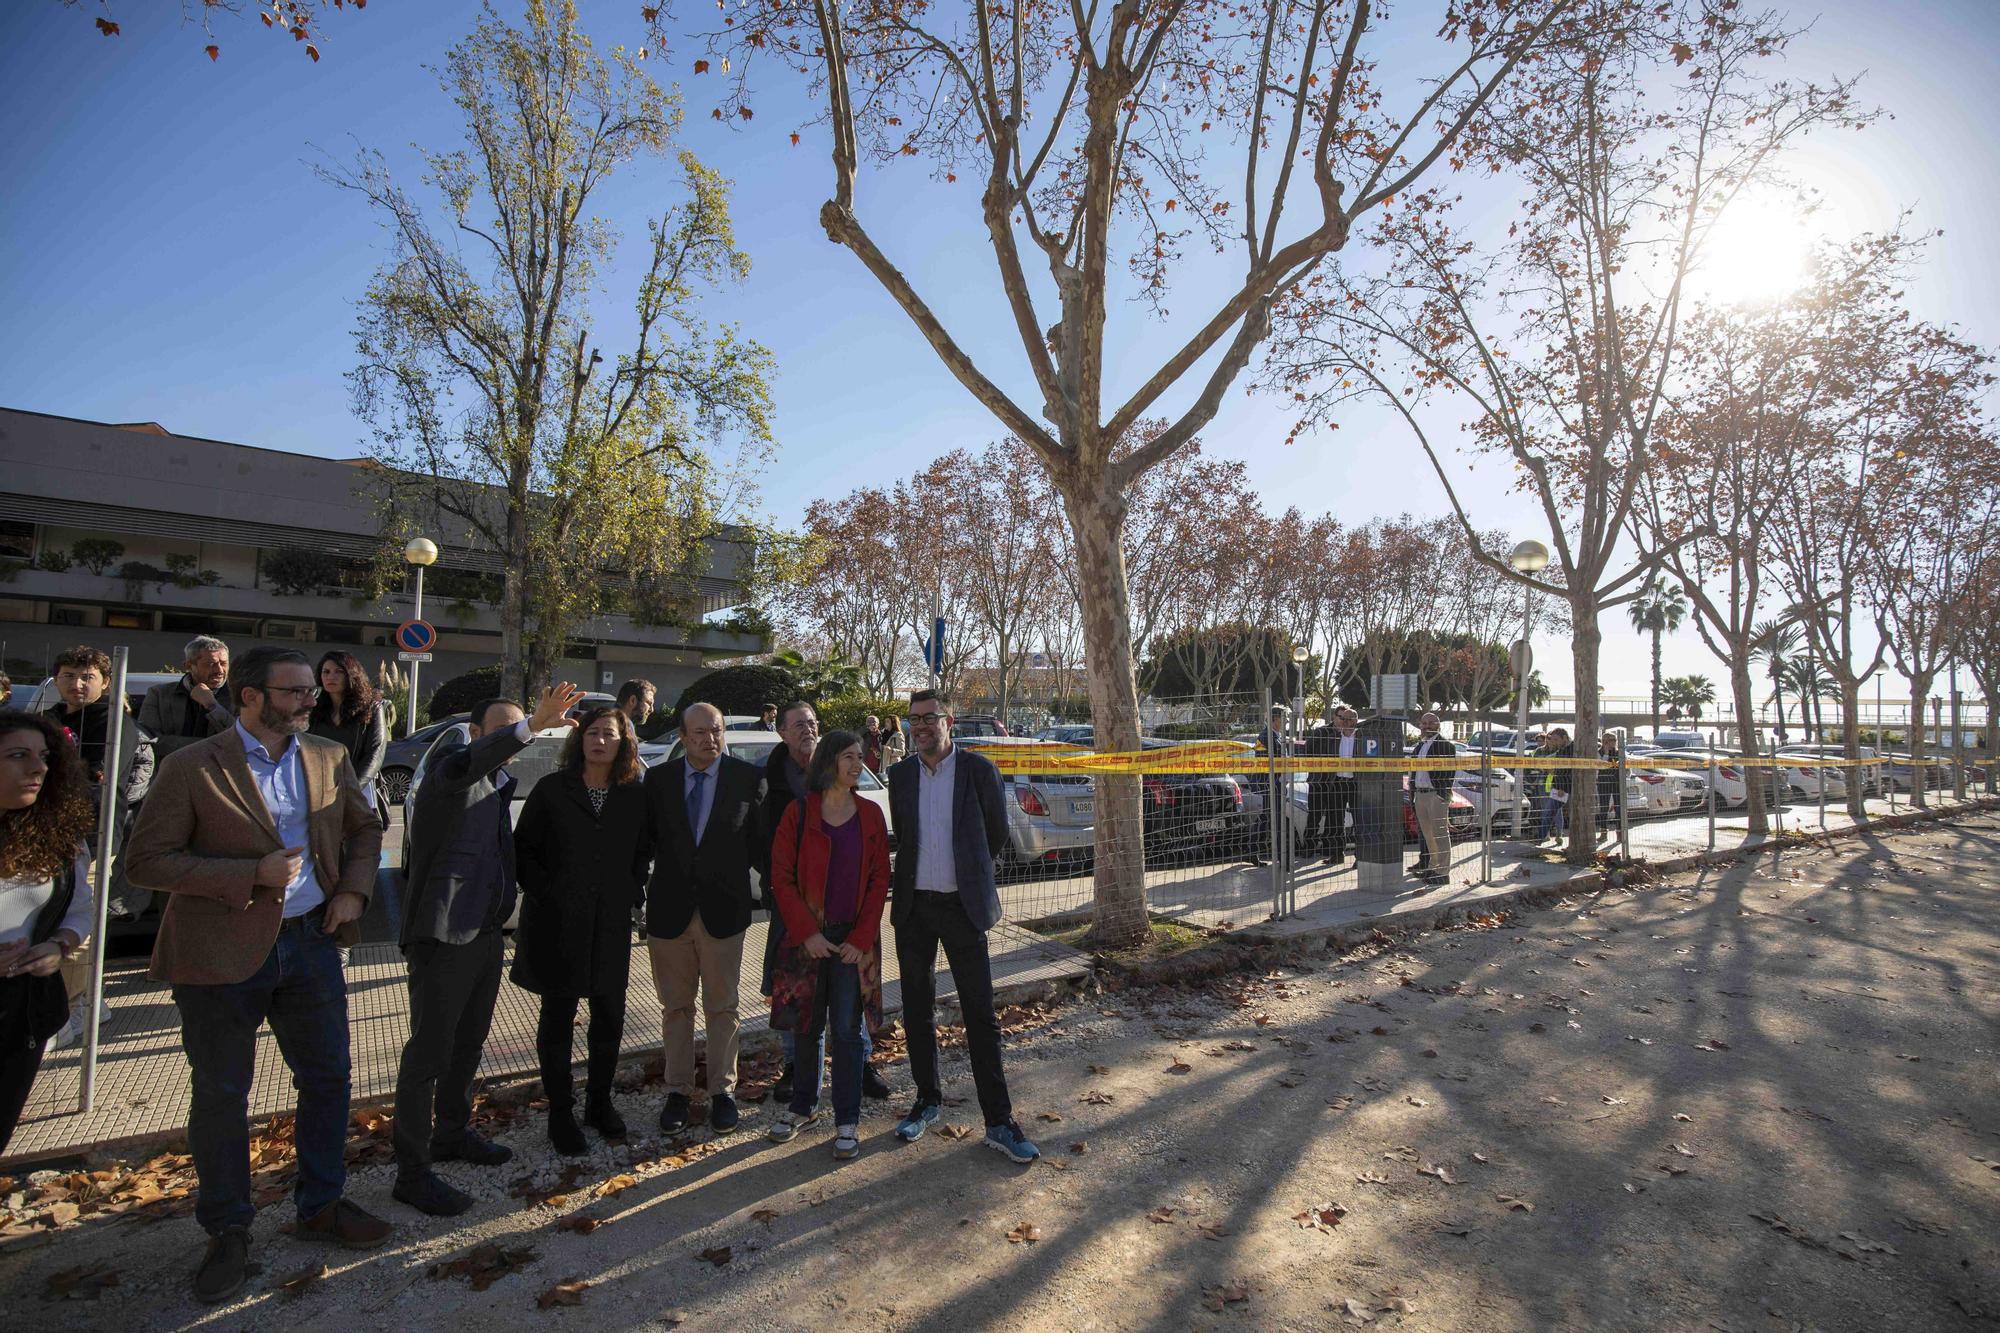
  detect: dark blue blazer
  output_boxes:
[887,745,1008,932]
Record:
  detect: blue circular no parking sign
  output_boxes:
[395,619,438,653]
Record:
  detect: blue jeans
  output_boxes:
[1540,794,1569,841]
[782,1015,871,1063]
[788,961,864,1127]
[173,916,350,1235]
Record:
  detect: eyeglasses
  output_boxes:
[263,685,322,701]
[908,712,947,728]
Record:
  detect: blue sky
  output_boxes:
[3,0,1996,700]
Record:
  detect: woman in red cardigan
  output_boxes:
[766,730,891,1158]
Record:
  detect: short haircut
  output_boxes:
[229,646,312,697]
[908,688,951,713]
[469,696,523,731]
[776,698,816,730]
[808,730,863,792]
[53,645,112,677]
[617,678,656,708]
[183,634,228,662]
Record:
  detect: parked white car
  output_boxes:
[1648,749,1786,809]
[1778,744,1881,797]
[1777,756,1848,801]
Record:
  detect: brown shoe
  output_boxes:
[298,1196,393,1250]
[193,1227,251,1305]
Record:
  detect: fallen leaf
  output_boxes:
[936,1124,973,1140]
[1657,1163,1689,1177]
[1201,1278,1251,1311]
[1146,1206,1177,1224]
[1471,1152,1490,1164]
[1036,1112,1063,1123]
[1496,1195,1535,1212]
[273,1262,330,1300]
[1196,1220,1232,1239]
[536,1279,590,1309]
[1672,1113,1692,1123]
[1405,1096,1430,1108]
[1670,1142,1696,1158]
[1080,1091,1114,1105]
[1601,1095,1628,1106]
[1341,1296,1375,1323]
[751,1208,781,1227]
[1069,1141,1089,1155]
[1418,1163,1462,1186]
[430,1245,540,1292]
[1166,1059,1192,1075]
[43,1263,120,1301]
[1694,1038,1731,1052]
[556,1214,607,1234]
[695,1246,733,1267]
[1356,1171,1391,1185]
[599,1174,638,1198]
[1005,1221,1042,1244]
[1294,1202,1348,1233]
[1088,1064,1109,1075]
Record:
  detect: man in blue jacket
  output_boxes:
[885,689,1037,1164]
[392,682,582,1215]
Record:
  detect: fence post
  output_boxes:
[1265,686,1282,918]
[79,646,129,1114]
[1705,735,1716,852]
[1817,756,1827,830]
[1480,736,1493,884]
[1618,745,1630,861]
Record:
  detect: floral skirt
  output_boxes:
[769,920,883,1037]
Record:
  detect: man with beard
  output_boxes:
[125,647,386,1304]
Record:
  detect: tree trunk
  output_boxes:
[1907,670,1935,809]
[1062,484,1150,948]
[1838,677,1867,820]
[1729,658,1768,837]
[1568,605,1600,863]
[1650,629,1663,739]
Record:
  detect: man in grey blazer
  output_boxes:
[391,682,582,1215]
[886,689,1038,1164]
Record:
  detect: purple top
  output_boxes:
[821,812,863,926]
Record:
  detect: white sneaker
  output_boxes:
[46,998,108,1051]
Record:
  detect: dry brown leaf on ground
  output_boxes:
[696,1245,733,1267]
[598,1174,639,1198]
[1657,1162,1689,1176]
[555,1214,608,1234]
[1496,1195,1535,1212]
[936,1123,973,1140]
[275,1262,329,1300]
[42,1262,120,1301]
[1601,1095,1628,1106]
[751,1208,780,1226]
[1672,1112,1692,1122]
[1068,1141,1089,1155]
[1005,1221,1042,1244]
[1197,1220,1232,1239]
[430,1245,540,1291]
[1356,1171,1390,1185]
[1419,1163,1463,1185]
[1201,1279,1251,1311]
[1406,1095,1430,1108]
[1383,1144,1419,1162]
[1295,1202,1348,1233]
[1471,1152,1490,1164]
[1695,1037,1731,1052]
[1146,1206,1177,1224]
[1166,1058,1192,1074]
[1080,1091,1114,1105]
[1670,1143,1696,1157]
[537,1279,591,1308]
[1088,1064,1109,1075]
[1036,1112,1063,1123]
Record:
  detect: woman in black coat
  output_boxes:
[308,651,387,821]
[512,706,651,1155]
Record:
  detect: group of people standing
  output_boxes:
[0,637,1039,1307]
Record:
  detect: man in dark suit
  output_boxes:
[391,682,583,1216]
[124,646,385,1304]
[1305,706,1363,862]
[644,700,766,1135]
[1409,711,1457,884]
[138,635,236,758]
[887,689,1039,1164]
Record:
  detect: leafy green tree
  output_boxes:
[329,0,775,701]
[671,663,798,723]
[1627,579,1688,739]
[71,537,125,576]
[1662,674,1717,723]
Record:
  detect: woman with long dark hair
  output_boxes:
[0,710,98,1153]
[512,705,651,1154]
[308,652,387,796]
[765,729,891,1160]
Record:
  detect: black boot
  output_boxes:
[549,1106,588,1156]
[583,1091,626,1140]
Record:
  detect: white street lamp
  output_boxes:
[403,537,438,738]
[1291,644,1310,735]
[1508,540,1549,837]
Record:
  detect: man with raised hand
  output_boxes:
[139,635,236,758]
[392,682,584,1216]
[887,689,1038,1164]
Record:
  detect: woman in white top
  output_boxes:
[0,710,96,1154]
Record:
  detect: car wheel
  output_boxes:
[380,767,413,804]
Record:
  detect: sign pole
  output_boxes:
[406,562,425,738]
[79,646,129,1113]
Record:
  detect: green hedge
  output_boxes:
[670,663,799,724]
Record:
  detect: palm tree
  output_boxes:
[1750,620,1802,745]
[769,646,864,701]
[1628,578,1689,739]
[1663,674,1717,723]
[1782,656,1833,743]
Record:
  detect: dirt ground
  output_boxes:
[6,812,1998,1332]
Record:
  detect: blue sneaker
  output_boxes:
[985,1121,1040,1164]
[895,1101,940,1142]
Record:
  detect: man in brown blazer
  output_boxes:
[124,646,388,1305]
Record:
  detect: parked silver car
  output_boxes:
[958,737,1097,869]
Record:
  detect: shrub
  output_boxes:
[814,691,905,734]
[72,537,125,575]
[670,663,799,725]
[261,545,341,596]
[424,664,504,722]
[35,547,73,573]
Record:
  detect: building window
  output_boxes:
[0,520,32,560]
[160,612,260,638]
[105,611,150,631]
[50,606,88,627]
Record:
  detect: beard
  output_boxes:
[259,698,310,736]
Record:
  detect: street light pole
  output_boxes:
[403,536,438,738]
[1508,539,1550,839]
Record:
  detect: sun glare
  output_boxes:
[1690,193,1818,308]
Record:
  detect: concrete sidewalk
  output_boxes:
[3,916,1087,1166]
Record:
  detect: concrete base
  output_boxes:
[1356,858,1404,895]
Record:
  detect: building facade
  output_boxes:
[0,407,766,705]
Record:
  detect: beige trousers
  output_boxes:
[1412,788,1452,873]
[647,916,744,1097]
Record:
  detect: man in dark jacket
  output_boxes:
[391,682,582,1216]
[1409,712,1457,884]
[138,636,235,758]
[886,689,1038,1164]
[644,701,766,1136]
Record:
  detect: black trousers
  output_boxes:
[535,992,627,1110]
[393,931,504,1176]
[895,891,1012,1127]
[0,974,59,1157]
[1307,777,1357,856]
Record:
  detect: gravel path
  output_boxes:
[8,812,1998,1331]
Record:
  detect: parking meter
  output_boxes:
[1354,715,1407,893]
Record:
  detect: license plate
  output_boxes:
[1070,799,1094,817]
[1196,816,1229,832]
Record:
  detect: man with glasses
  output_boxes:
[757,701,889,1105]
[124,647,386,1303]
[392,683,584,1215]
[887,689,1039,1163]
[645,701,767,1136]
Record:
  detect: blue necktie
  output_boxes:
[687,768,707,842]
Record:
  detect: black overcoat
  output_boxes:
[511,770,651,998]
